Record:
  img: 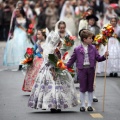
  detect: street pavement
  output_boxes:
[0,42,120,120]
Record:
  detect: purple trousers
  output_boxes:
[78,67,95,92]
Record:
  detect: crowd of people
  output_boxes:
[1,0,120,113]
[0,0,120,41]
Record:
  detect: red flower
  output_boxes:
[26,48,33,55]
[67,68,74,73]
[82,11,90,18]
[27,29,33,34]
[29,24,34,29]
[62,52,68,60]
[98,39,102,43]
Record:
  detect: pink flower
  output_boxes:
[29,24,34,29]
[75,11,80,15]
[69,36,76,40]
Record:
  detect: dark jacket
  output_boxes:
[3,5,12,25]
[37,11,46,29]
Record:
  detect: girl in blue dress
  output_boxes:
[3,7,33,70]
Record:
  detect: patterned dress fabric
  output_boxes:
[22,42,44,92]
[28,64,78,109]
[28,31,78,110]
[22,57,43,92]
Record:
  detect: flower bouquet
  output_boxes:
[93,24,114,49]
[75,10,82,19]
[48,53,74,75]
[93,34,107,49]
[82,11,90,18]
[103,24,120,42]
[48,54,66,73]
[21,48,34,66]
[27,24,34,37]
[63,35,76,50]
[101,24,114,38]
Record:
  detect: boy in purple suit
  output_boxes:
[66,29,109,112]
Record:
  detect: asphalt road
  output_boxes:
[0,42,120,120]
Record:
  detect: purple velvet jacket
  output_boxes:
[66,44,106,69]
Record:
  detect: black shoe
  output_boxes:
[50,109,57,113]
[57,109,61,113]
[114,73,118,77]
[93,98,98,102]
[87,106,93,111]
[18,65,22,71]
[109,73,113,77]
[80,107,86,112]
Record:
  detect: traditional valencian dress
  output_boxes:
[22,40,44,92]
[28,31,78,110]
[3,17,33,66]
[60,1,76,35]
[104,25,120,74]
[55,21,79,83]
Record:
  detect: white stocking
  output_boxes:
[93,91,97,98]
[80,92,85,107]
[88,92,93,107]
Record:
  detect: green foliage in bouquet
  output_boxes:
[48,54,75,77]
[24,48,34,59]
[63,35,76,50]
[48,54,62,73]
[21,48,34,66]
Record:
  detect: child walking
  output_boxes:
[66,29,109,112]
[22,29,46,92]
[28,31,78,113]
